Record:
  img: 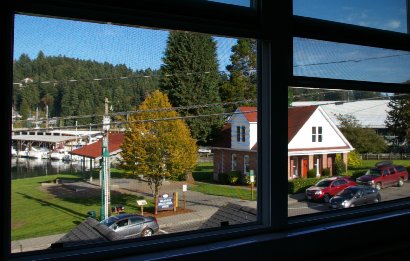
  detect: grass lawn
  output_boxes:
[11,174,153,241]
[189,182,256,201]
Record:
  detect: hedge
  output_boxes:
[288,177,321,194]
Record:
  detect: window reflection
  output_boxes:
[293,0,407,33]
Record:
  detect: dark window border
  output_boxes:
[3,0,410,260]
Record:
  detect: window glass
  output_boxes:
[293,37,410,84]
[207,0,254,8]
[293,0,407,33]
[289,87,410,216]
[244,155,250,174]
[11,14,258,253]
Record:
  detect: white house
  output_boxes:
[211,105,354,180]
[288,105,354,178]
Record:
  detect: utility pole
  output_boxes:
[100,97,111,221]
[45,105,49,130]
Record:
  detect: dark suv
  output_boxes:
[305,176,357,203]
[356,161,409,190]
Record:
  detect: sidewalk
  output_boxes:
[11,179,303,253]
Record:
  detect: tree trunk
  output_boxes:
[154,186,159,215]
[185,171,195,185]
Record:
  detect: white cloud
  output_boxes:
[386,20,400,29]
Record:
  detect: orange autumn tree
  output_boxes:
[120,90,198,214]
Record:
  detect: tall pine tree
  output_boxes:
[385,96,410,151]
[160,31,224,145]
[220,39,257,112]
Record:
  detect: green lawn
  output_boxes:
[11,174,152,240]
[189,182,256,201]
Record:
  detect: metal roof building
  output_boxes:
[291,100,390,129]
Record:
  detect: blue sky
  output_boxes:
[14,1,410,83]
[293,0,410,83]
[13,15,237,72]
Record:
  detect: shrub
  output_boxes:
[288,177,320,194]
[227,171,242,185]
[350,170,367,180]
[307,168,317,178]
[321,168,330,176]
[348,151,362,168]
[218,172,228,184]
[192,171,213,181]
[335,154,347,175]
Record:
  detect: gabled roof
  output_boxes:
[288,105,318,143]
[51,217,122,249]
[238,107,257,123]
[70,132,124,159]
[200,203,256,229]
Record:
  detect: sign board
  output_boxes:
[137,200,147,206]
[158,194,174,211]
[250,175,255,183]
[182,184,187,192]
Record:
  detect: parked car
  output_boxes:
[305,176,357,203]
[100,213,159,238]
[328,185,381,209]
[356,161,409,190]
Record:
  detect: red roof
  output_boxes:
[239,107,257,122]
[70,132,124,159]
[288,105,318,143]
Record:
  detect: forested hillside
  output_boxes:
[13,51,159,126]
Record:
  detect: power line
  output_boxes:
[13,99,257,123]
[293,53,410,68]
[14,109,257,132]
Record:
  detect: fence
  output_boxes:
[361,153,410,160]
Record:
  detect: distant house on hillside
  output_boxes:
[211,106,354,180]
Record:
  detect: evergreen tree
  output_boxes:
[220,39,257,112]
[385,96,410,151]
[121,90,198,214]
[13,52,160,125]
[160,31,224,144]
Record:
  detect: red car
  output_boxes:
[305,176,357,203]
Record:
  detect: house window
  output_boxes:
[312,126,322,142]
[244,155,250,174]
[232,154,238,171]
[241,126,246,142]
[318,127,322,142]
[237,126,241,142]
[312,126,316,142]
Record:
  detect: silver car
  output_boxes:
[100,213,159,238]
[328,185,381,209]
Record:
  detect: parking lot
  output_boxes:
[288,181,410,216]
